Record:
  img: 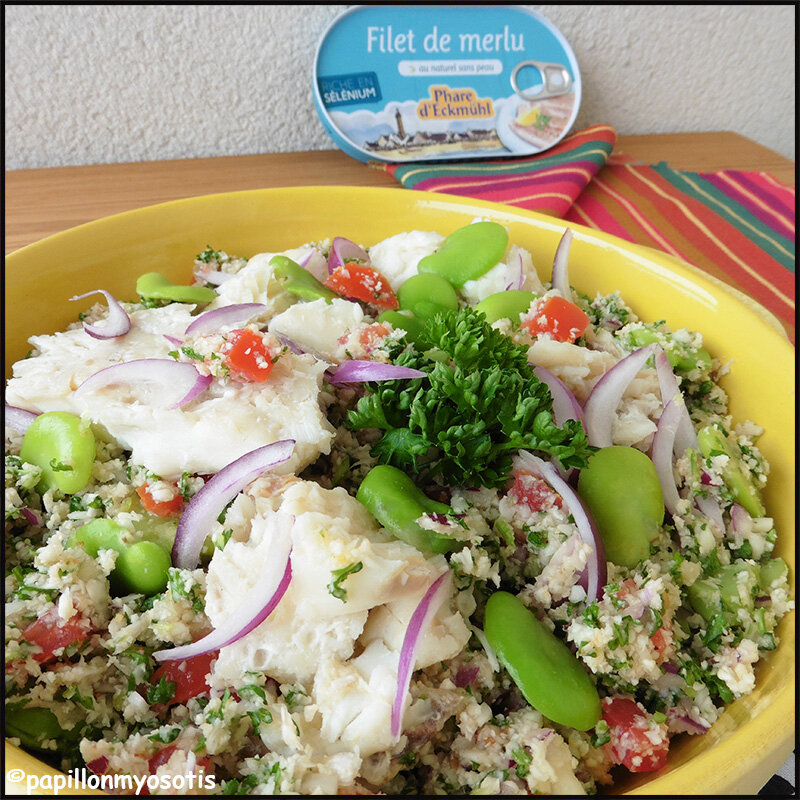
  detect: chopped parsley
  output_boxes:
[146,676,176,705]
[327,561,363,602]
[347,308,591,489]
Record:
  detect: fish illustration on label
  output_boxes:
[313,6,581,163]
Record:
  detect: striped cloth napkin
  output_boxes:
[383,124,795,343]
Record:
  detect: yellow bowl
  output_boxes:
[4,186,794,795]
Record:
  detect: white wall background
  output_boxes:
[4,4,796,169]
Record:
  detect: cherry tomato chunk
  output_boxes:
[136,484,183,517]
[150,650,217,707]
[23,607,92,664]
[602,697,669,773]
[511,471,563,512]
[522,296,590,342]
[225,329,274,382]
[325,263,399,310]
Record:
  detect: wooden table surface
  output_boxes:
[4,131,794,256]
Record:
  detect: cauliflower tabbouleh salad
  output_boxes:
[4,222,792,796]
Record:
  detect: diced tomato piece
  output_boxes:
[325,263,399,310]
[148,744,212,778]
[521,296,590,342]
[148,744,177,774]
[149,650,217,707]
[224,329,274,382]
[510,471,563,512]
[136,483,184,517]
[602,697,669,773]
[359,322,391,350]
[650,627,668,653]
[23,607,92,664]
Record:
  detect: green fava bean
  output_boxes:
[475,290,538,325]
[759,558,788,591]
[70,519,170,595]
[484,591,601,730]
[136,272,217,304]
[718,562,760,613]
[397,273,459,320]
[114,541,171,595]
[270,255,338,303]
[577,446,664,568]
[20,411,96,495]
[629,329,711,372]
[356,465,458,555]
[5,707,71,751]
[377,310,426,346]
[417,221,509,288]
[697,426,765,517]
[70,518,127,556]
[687,578,722,621]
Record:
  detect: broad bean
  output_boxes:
[4,707,73,751]
[759,557,788,591]
[483,591,601,730]
[376,310,426,346]
[115,541,172,595]
[696,426,764,517]
[269,255,338,302]
[718,561,760,613]
[475,290,538,325]
[136,272,217,304]
[417,221,508,288]
[20,411,96,495]
[70,518,170,595]
[628,328,712,372]
[356,465,458,554]
[577,446,664,567]
[397,273,458,320]
[687,578,721,621]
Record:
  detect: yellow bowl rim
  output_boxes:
[4,184,795,796]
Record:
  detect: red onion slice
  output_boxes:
[19,508,42,526]
[172,440,295,569]
[392,572,451,740]
[198,270,234,286]
[69,289,131,339]
[5,405,40,434]
[667,709,710,735]
[696,494,725,532]
[583,344,657,447]
[164,334,184,346]
[654,349,695,456]
[86,756,109,775]
[504,253,525,291]
[155,532,292,662]
[514,451,607,602]
[74,359,211,410]
[328,237,370,274]
[652,350,724,528]
[184,303,268,336]
[730,503,751,533]
[532,366,584,479]
[551,229,573,298]
[532,366,584,427]
[453,665,480,688]
[652,398,684,515]
[327,360,426,384]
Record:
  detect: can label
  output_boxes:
[313,5,581,163]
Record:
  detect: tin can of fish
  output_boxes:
[313,5,581,163]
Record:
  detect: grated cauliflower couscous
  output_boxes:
[4,225,792,795]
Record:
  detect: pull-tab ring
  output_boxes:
[511,61,572,101]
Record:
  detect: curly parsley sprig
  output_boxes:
[347,307,592,488]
